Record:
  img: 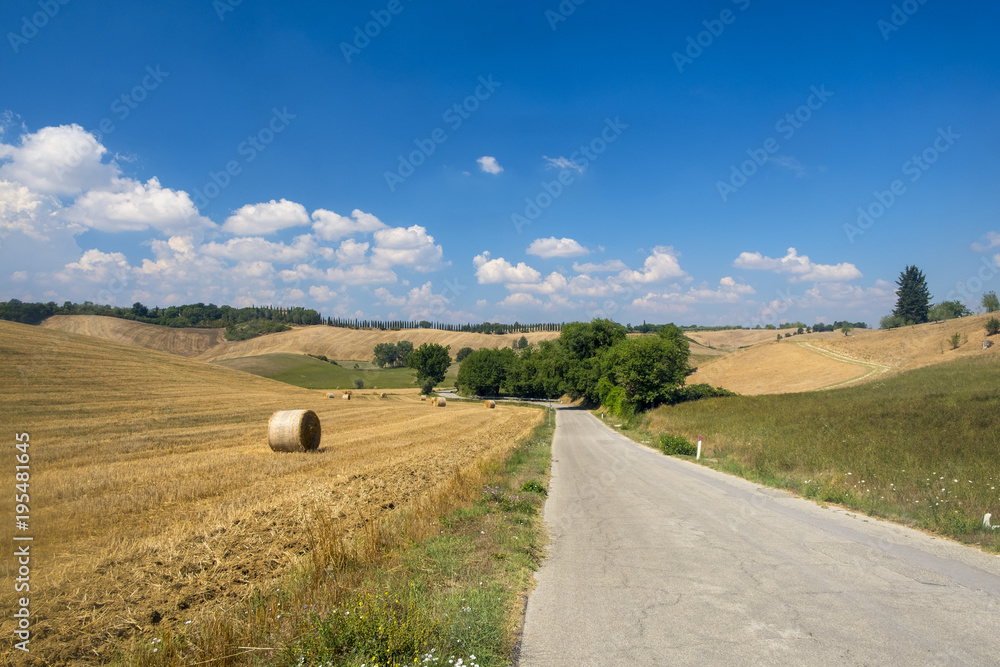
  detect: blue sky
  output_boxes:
[1,0,998,327]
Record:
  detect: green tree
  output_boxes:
[457,347,516,396]
[372,342,397,368]
[880,314,906,330]
[929,301,972,321]
[518,335,529,349]
[455,346,474,362]
[408,343,451,392]
[983,291,999,313]
[985,317,1000,336]
[604,334,689,411]
[504,341,567,399]
[395,340,414,366]
[559,319,627,401]
[893,265,931,325]
[841,325,853,337]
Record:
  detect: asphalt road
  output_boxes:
[517,408,1000,666]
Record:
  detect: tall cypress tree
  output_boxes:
[893,265,931,324]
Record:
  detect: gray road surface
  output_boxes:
[517,408,1000,666]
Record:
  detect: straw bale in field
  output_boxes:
[380,392,387,398]
[268,409,321,452]
[485,400,496,408]
[342,393,351,400]
[436,397,447,407]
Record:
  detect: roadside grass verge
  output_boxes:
[118,412,554,666]
[630,354,1000,551]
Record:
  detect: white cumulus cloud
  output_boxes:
[222,198,309,235]
[473,252,542,284]
[372,225,445,272]
[526,237,590,258]
[543,156,585,174]
[617,246,687,284]
[0,123,119,196]
[972,231,1000,252]
[201,234,317,263]
[477,156,503,175]
[335,238,370,265]
[312,208,388,241]
[733,247,861,283]
[64,177,214,236]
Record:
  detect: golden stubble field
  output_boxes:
[809,311,1000,371]
[40,315,562,362]
[686,338,873,394]
[0,321,543,664]
[688,315,1000,395]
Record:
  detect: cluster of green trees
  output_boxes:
[0,299,321,337]
[330,317,564,334]
[372,341,414,368]
[407,343,452,393]
[456,319,730,417]
[880,266,998,329]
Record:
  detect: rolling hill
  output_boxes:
[39,315,561,362]
[690,313,999,394]
[37,312,1000,397]
[39,314,226,357]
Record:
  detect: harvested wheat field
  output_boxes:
[687,339,878,395]
[40,314,561,363]
[809,312,1000,372]
[40,314,226,357]
[0,320,542,664]
[684,327,799,352]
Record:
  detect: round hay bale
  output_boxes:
[430,397,438,406]
[421,396,427,401]
[380,392,387,398]
[485,400,496,409]
[327,393,334,398]
[436,397,447,408]
[268,409,321,452]
[342,393,351,400]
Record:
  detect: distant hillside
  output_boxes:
[689,313,999,394]
[809,311,999,371]
[685,327,800,352]
[39,315,562,362]
[40,315,226,357]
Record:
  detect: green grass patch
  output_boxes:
[213,353,419,389]
[636,354,1000,551]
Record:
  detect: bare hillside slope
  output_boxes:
[38,314,561,362]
